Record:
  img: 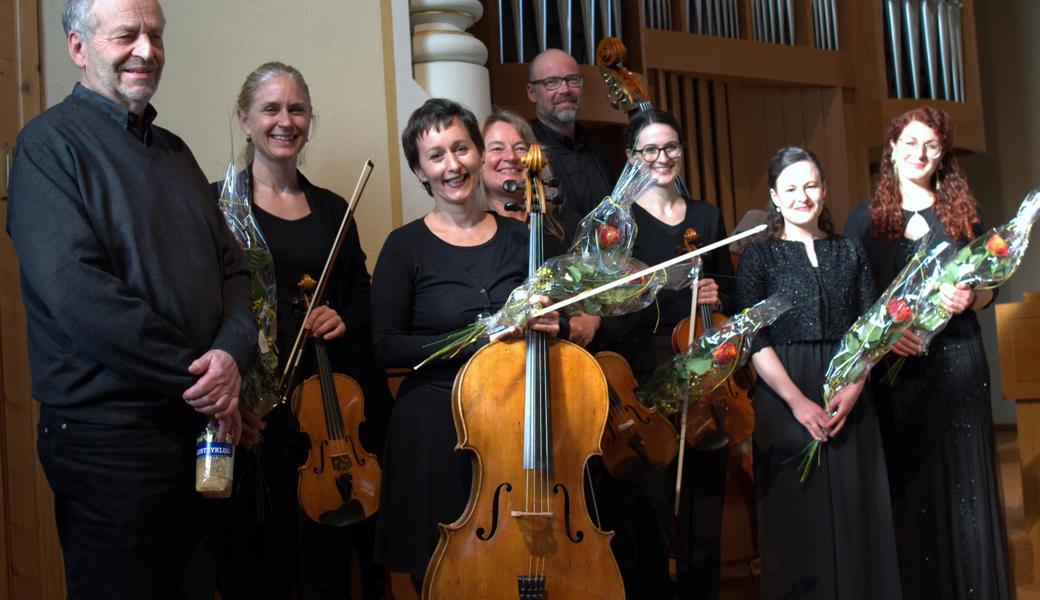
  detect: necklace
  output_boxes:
[253,174,303,195]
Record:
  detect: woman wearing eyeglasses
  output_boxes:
[600,109,735,600]
[845,107,1011,600]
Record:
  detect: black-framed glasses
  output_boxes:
[633,142,684,162]
[529,74,584,90]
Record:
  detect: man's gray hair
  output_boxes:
[62,0,98,37]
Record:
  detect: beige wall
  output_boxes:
[960,0,1040,424]
[40,0,407,271]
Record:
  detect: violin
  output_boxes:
[597,351,678,482]
[275,161,380,526]
[293,275,381,526]
[424,146,623,599]
[671,228,755,450]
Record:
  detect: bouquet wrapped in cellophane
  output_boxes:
[891,188,1040,369]
[636,293,794,415]
[568,158,655,260]
[216,163,280,417]
[416,160,702,368]
[798,236,953,481]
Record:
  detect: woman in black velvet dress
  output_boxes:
[845,107,1011,600]
[371,99,561,590]
[737,146,901,600]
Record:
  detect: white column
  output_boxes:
[410,0,492,123]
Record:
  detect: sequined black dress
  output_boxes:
[737,237,902,600]
[845,201,1012,600]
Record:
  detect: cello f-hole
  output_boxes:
[476,482,512,541]
[552,484,584,544]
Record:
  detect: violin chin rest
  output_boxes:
[318,499,367,527]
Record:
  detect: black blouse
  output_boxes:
[736,236,876,353]
[370,214,529,379]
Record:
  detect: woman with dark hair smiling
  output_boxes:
[371,98,561,591]
[739,146,900,600]
[845,107,1011,600]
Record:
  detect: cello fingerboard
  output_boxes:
[523,209,553,471]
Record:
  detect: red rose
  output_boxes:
[597,225,621,249]
[886,299,913,322]
[985,234,1009,257]
[712,341,739,365]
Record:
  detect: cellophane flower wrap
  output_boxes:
[900,188,1040,352]
[636,293,794,415]
[417,161,698,368]
[798,236,953,481]
[568,158,654,260]
[217,163,280,417]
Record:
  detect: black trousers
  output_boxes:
[37,418,213,600]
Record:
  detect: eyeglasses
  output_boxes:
[529,74,584,91]
[897,137,943,159]
[633,142,684,162]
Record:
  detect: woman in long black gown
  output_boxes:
[738,146,901,600]
[845,106,1011,600]
[371,98,561,590]
[216,61,391,600]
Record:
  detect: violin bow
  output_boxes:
[675,254,703,516]
[277,159,375,402]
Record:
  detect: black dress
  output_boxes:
[845,202,1012,600]
[211,170,392,600]
[600,197,735,600]
[737,237,902,600]
[371,214,529,579]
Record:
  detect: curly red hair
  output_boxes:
[870,107,979,241]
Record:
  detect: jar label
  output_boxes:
[196,440,234,458]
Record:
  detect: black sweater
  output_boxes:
[8,84,256,428]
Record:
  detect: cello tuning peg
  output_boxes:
[503,179,524,193]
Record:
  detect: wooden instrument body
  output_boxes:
[423,339,624,599]
[596,351,678,482]
[671,314,755,449]
[294,350,381,526]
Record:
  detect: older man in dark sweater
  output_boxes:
[6,0,255,597]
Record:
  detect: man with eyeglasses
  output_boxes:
[524,48,617,348]
[526,48,614,220]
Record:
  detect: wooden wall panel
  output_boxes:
[680,76,701,196]
[712,83,736,230]
[1,0,61,598]
[696,79,717,207]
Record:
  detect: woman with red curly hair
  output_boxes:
[845,107,1011,600]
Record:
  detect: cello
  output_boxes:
[423,146,624,599]
[592,35,681,484]
[277,161,382,526]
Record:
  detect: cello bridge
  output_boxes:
[509,510,553,519]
